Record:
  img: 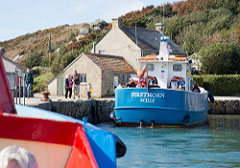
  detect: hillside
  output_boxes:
[121,0,240,74]
[0,23,88,60]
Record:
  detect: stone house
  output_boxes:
[90,19,108,31]
[48,53,135,97]
[2,56,26,95]
[93,18,186,70]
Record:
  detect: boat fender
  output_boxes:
[110,111,119,124]
[182,115,190,124]
[208,92,214,103]
[113,134,127,158]
[110,111,115,119]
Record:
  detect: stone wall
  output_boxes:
[209,99,240,114]
[37,99,115,124]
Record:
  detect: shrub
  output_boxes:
[193,74,240,96]
[199,42,240,74]
[24,51,42,68]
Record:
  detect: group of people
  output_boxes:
[169,76,185,90]
[126,76,159,88]
[65,70,80,99]
[65,70,92,99]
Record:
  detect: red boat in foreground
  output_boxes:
[0,48,125,168]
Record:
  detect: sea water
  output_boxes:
[99,115,240,168]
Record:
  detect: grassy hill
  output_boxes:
[0,23,88,60]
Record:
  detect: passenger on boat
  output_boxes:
[192,83,201,93]
[178,78,185,90]
[0,145,38,168]
[126,79,136,88]
[141,78,147,87]
[170,78,178,89]
[136,83,141,88]
[152,77,158,86]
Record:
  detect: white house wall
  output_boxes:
[95,28,141,71]
[48,78,58,96]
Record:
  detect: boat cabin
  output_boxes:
[138,37,192,91]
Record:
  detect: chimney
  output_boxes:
[155,23,164,33]
[112,18,121,29]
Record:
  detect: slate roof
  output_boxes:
[2,56,27,72]
[85,53,135,73]
[120,27,186,56]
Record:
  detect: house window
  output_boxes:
[147,64,155,71]
[99,50,105,54]
[80,74,86,83]
[173,64,182,72]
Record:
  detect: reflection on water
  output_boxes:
[208,115,240,129]
[99,115,240,168]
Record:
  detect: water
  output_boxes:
[99,115,240,168]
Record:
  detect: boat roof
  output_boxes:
[15,104,99,130]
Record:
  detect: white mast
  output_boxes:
[158,3,169,61]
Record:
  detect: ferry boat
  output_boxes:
[0,49,125,168]
[114,33,211,127]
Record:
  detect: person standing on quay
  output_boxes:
[25,68,34,98]
[65,74,73,99]
[73,70,80,99]
[87,83,92,99]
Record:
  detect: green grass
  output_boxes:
[32,66,53,93]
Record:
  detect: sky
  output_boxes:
[0,0,181,42]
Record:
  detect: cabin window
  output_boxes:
[147,64,155,71]
[80,74,86,83]
[173,64,182,72]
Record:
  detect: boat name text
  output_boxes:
[131,92,165,99]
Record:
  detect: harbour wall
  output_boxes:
[37,99,115,124]
[208,99,240,114]
[35,98,240,124]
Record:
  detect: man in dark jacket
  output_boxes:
[65,74,72,99]
[25,68,34,97]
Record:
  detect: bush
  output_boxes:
[24,51,42,68]
[199,42,240,74]
[193,74,240,96]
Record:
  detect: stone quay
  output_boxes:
[30,96,240,125]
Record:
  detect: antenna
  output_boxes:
[162,2,165,40]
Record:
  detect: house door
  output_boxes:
[113,76,118,91]
[57,73,64,96]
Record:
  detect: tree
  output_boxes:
[24,52,42,68]
[199,42,240,74]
